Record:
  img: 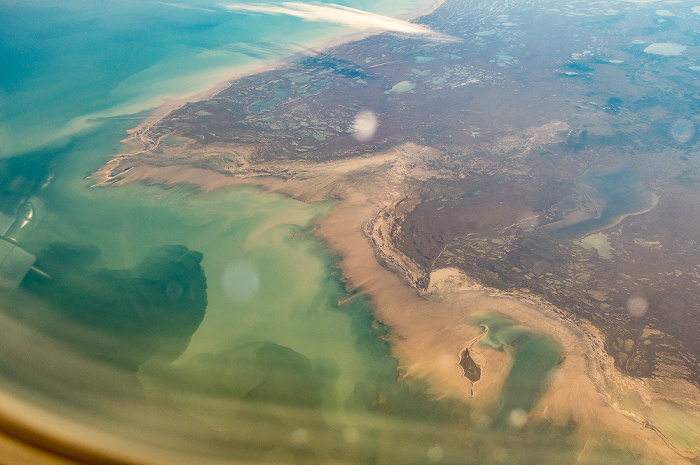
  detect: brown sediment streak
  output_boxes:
[16,0,700,462]
[92,0,448,184]
[337,293,362,306]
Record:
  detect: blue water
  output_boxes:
[546,165,657,240]
[0,0,419,158]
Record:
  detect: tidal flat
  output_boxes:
[0,131,630,465]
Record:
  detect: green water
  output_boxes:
[0,124,470,461]
[21,124,370,401]
[471,313,561,422]
[0,1,658,460]
[0,123,642,464]
[0,124,651,463]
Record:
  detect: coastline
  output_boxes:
[8,0,700,463]
[84,0,700,461]
[280,168,699,464]
[111,0,447,164]
[92,142,697,463]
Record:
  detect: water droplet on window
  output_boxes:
[290,428,309,445]
[352,110,378,142]
[221,261,260,302]
[508,408,528,428]
[627,295,648,317]
[343,427,360,443]
[671,118,694,143]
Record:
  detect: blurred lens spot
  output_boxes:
[427,444,444,462]
[545,369,557,385]
[343,427,360,443]
[671,119,694,143]
[290,428,309,445]
[166,281,184,301]
[508,408,528,428]
[352,110,378,142]
[627,294,648,317]
[222,262,260,302]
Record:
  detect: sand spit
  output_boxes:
[94,141,698,463]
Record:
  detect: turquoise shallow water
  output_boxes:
[0,89,466,462]
[0,0,426,414]
[0,0,419,158]
[471,313,561,422]
[0,122,473,462]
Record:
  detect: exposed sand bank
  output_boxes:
[94,142,698,463]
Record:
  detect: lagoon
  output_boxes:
[545,165,657,240]
[471,313,561,422]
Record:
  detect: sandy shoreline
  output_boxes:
[93,138,697,463]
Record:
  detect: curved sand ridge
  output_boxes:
[94,141,698,463]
